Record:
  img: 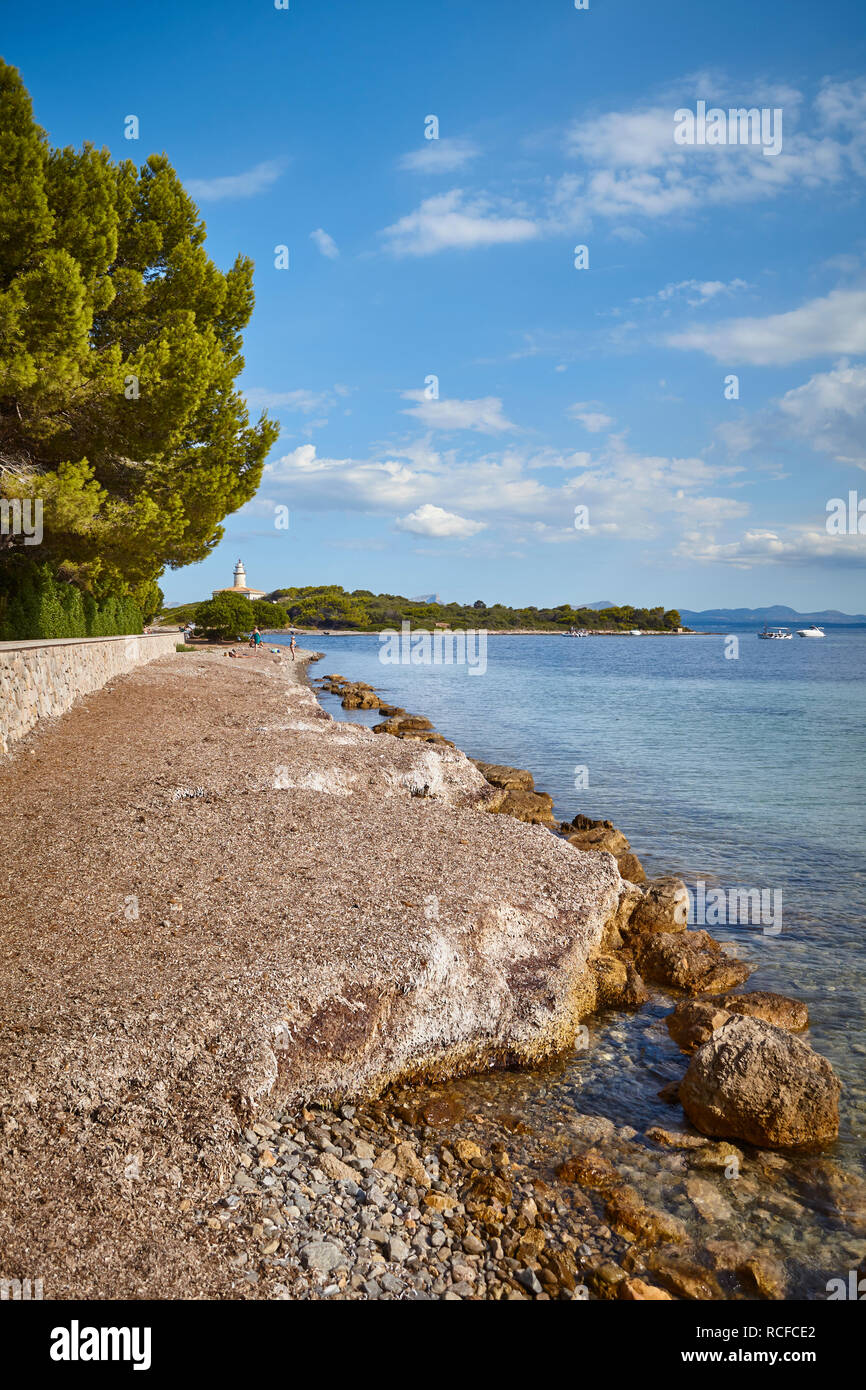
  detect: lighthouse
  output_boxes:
[211,558,266,601]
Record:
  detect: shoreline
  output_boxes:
[0,646,625,1297]
[0,646,856,1300]
[164,625,712,639]
[290,666,859,1300]
[263,628,710,638]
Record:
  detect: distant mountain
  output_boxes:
[680,605,866,627]
[410,592,441,604]
[576,599,618,611]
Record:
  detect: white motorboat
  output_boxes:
[796,625,825,638]
[629,629,642,636]
[757,626,793,640]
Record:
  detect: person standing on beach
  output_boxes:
[289,632,296,661]
[252,626,262,653]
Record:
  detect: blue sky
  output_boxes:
[7,0,866,610]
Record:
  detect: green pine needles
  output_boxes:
[0,59,278,639]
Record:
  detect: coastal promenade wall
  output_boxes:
[0,631,178,755]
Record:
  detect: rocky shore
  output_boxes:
[0,648,857,1300]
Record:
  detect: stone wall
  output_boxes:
[0,632,178,755]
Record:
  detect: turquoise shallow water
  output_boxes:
[272,627,866,1291]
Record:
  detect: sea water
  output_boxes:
[272,627,866,1293]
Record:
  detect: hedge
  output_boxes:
[0,565,142,641]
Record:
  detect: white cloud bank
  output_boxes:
[666,289,866,365]
[677,526,866,569]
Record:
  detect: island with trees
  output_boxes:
[161,584,684,639]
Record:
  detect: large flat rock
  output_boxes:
[0,649,622,1296]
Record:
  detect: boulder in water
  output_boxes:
[471,761,535,792]
[623,876,689,940]
[666,999,734,1053]
[680,1016,841,1150]
[719,990,809,1032]
[633,929,753,995]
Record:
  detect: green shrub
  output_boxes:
[250,599,286,628]
[194,592,253,642]
[0,563,142,640]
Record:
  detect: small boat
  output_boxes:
[629,629,642,636]
[757,626,793,640]
[796,625,825,638]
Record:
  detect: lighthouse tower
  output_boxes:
[211,557,266,601]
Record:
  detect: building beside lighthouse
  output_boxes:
[211,559,266,601]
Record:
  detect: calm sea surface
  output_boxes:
[272,627,866,1291]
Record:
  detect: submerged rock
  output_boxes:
[680,1016,841,1150]
[555,1148,622,1195]
[737,1253,787,1300]
[789,1159,866,1233]
[618,1276,674,1300]
[647,1253,723,1300]
[657,1079,682,1104]
[604,1184,687,1247]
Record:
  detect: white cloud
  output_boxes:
[549,80,866,230]
[395,504,486,538]
[380,189,538,256]
[776,361,866,463]
[677,526,866,568]
[718,361,866,467]
[398,139,480,173]
[310,228,339,259]
[259,435,751,552]
[634,278,750,308]
[567,402,614,432]
[814,76,866,137]
[666,289,866,365]
[401,391,515,433]
[186,160,284,202]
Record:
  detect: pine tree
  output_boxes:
[195,591,256,641]
[0,59,279,623]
